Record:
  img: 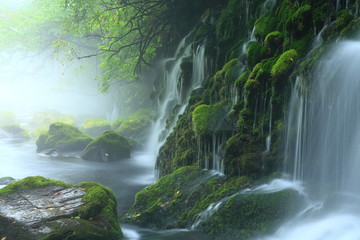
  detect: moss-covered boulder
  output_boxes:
[0,124,31,140]
[123,166,252,229]
[113,109,152,144]
[0,176,122,240]
[123,166,304,239]
[82,119,112,138]
[36,122,93,153]
[197,189,305,240]
[192,101,233,138]
[271,49,298,79]
[80,131,131,162]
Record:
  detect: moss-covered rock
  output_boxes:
[264,31,283,51]
[82,119,112,138]
[289,4,312,38]
[246,42,266,68]
[336,9,354,31]
[36,122,93,153]
[80,131,131,161]
[271,49,298,79]
[0,124,31,140]
[254,15,277,41]
[123,166,253,229]
[113,109,152,144]
[0,176,122,240]
[197,189,305,240]
[192,101,232,138]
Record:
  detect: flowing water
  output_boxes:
[261,40,360,239]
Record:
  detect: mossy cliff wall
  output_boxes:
[156,0,360,178]
[131,0,360,238]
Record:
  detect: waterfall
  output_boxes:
[261,40,360,240]
[146,35,207,172]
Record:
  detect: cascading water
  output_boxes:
[261,39,360,239]
[146,36,207,172]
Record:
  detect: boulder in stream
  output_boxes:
[36,122,93,154]
[0,176,122,240]
[81,131,131,161]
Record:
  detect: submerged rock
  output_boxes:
[81,131,131,162]
[0,176,122,240]
[36,122,93,154]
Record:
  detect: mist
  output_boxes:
[0,49,115,121]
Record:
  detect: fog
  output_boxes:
[0,50,115,120]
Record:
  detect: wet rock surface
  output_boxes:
[0,185,86,239]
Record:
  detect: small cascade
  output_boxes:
[191,178,304,230]
[241,26,256,56]
[313,24,328,49]
[260,0,277,16]
[148,34,208,173]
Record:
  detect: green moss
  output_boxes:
[192,101,231,138]
[198,189,305,239]
[289,4,312,37]
[264,31,283,50]
[275,0,298,32]
[254,15,277,41]
[340,17,360,40]
[336,9,354,31]
[312,1,329,30]
[235,71,250,90]
[1,177,122,240]
[113,109,152,143]
[82,119,112,137]
[216,0,244,45]
[123,166,253,229]
[246,42,266,68]
[271,49,298,79]
[36,122,93,153]
[288,34,312,58]
[0,176,71,195]
[81,131,131,161]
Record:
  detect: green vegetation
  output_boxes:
[0,176,122,240]
[123,166,253,229]
[113,109,152,143]
[271,49,298,79]
[81,131,131,161]
[192,101,232,138]
[198,189,304,239]
[0,176,71,195]
[82,119,112,138]
[36,122,93,153]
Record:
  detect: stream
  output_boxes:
[0,137,209,240]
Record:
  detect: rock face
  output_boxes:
[0,176,122,240]
[81,131,131,162]
[36,122,93,154]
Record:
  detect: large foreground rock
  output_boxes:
[81,131,131,162]
[123,167,305,239]
[36,122,93,153]
[0,176,122,240]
